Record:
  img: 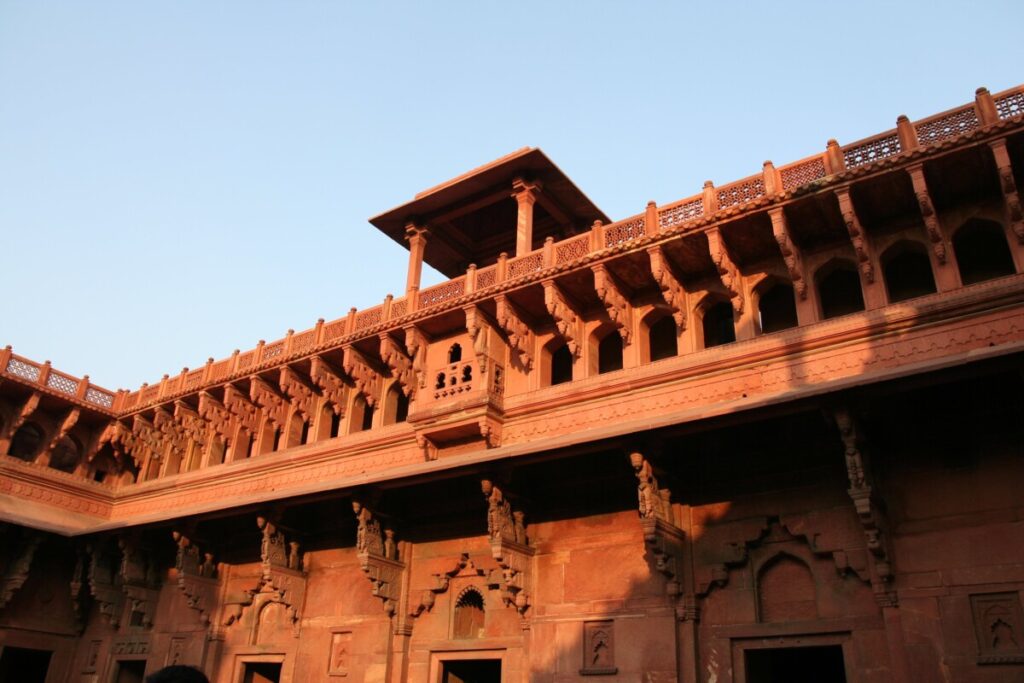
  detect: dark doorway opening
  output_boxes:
[550,344,573,385]
[112,659,147,683]
[0,646,52,683]
[745,644,846,683]
[442,659,501,683]
[243,662,282,683]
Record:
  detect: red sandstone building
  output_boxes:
[2,86,1024,683]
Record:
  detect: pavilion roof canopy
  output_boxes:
[369,147,609,278]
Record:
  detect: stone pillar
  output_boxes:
[512,178,542,256]
[404,223,429,296]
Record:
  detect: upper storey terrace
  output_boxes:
[2,84,1024,533]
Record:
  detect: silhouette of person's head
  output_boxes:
[145,665,209,683]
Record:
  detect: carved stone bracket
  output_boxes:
[836,189,876,283]
[543,280,583,358]
[119,536,160,629]
[489,537,535,617]
[224,517,307,636]
[410,553,480,619]
[85,539,126,627]
[831,407,896,606]
[629,451,671,523]
[279,367,318,423]
[172,531,219,625]
[0,530,41,609]
[380,334,417,398]
[310,357,348,417]
[0,391,40,441]
[404,326,429,390]
[224,385,260,437]
[198,391,235,444]
[693,517,770,597]
[641,516,684,599]
[706,228,744,312]
[249,376,289,431]
[768,208,807,300]
[990,139,1024,243]
[37,407,79,466]
[907,164,948,263]
[343,346,383,407]
[358,549,405,617]
[174,401,207,454]
[648,246,687,330]
[592,264,633,345]
[465,305,497,375]
[495,295,534,371]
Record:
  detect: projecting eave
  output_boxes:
[369,147,610,277]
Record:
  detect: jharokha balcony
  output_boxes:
[2,84,1024,534]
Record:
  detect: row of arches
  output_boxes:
[543,219,1018,387]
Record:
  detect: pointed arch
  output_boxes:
[757,552,817,623]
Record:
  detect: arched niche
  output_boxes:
[8,422,44,461]
[382,382,409,425]
[641,309,678,363]
[953,218,1016,285]
[815,259,865,320]
[881,240,937,303]
[757,553,817,623]
[452,587,486,639]
[697,295,736,349]
[755,278,798,334]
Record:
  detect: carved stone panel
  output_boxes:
[328,630,352,676]
[580,619,617,675]
[971,592,1024,664]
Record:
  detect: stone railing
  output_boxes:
[23,84,1022,416]
[0,346,118,413]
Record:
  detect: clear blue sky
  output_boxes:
[1,1,1022,390]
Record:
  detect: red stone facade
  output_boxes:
[2,85,1024,683]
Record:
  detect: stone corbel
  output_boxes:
[409,553,481,619]
[119,536,160,629]
[768,208,807,299]
[403,326,429,390]
[379,334,416,398]
[647,245,688,330]
[907,164,948,264]
[223,385,260,437]
[465,305,498,375]
[990,139,1024,243]
[173,401,207,452]
[37,407,80,466]
[278,367,318,424]
[131,414,161,471]
[706,228,744,312]
[1,391,40,441]
[835,188,876,283]
[495,295,534,371]
[353,499,405,616]
[309,356,349,417]
[830,407,896,606]
[227,516,307,636]
[171,531,219,625]
[249,376,289,431]
[543,280,584,358]
[0,530,42,609]
[629,451,683,597]
[86,539,125,626]
[198,391,236,446]
[153,407,187,474]
[489,523,534,618]
[342,346,383,407]
[693,517,770,597]
[592,264,634,345]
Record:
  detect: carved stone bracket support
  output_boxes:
[172,531,219,625]
[706,228,744,312]
[465,305,498,375]
[36,407,80,466]
[489,537,535,617]
[310,357,348,417]
[279,366,318,424]
[836,188,876,283]
[224,517,307,637]
[647,246,687,330]
[358,552,406,617]
[543,280,583,358]
[831,407,896,607]
[343,346,383,407]
[0,531,41,609]
[990,139,1024,243]
[907,164,948,264]
[250,376,289,431]
[85,539,126,627]
[0,391,40,441]
[224,385,260,438]
[641,516,684,599]
[379,334,416,398]
[495,295,534,371]
[592,264,633,345]
[768,208,807,299]
[410,553,479,619]
[404,326,429,390]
